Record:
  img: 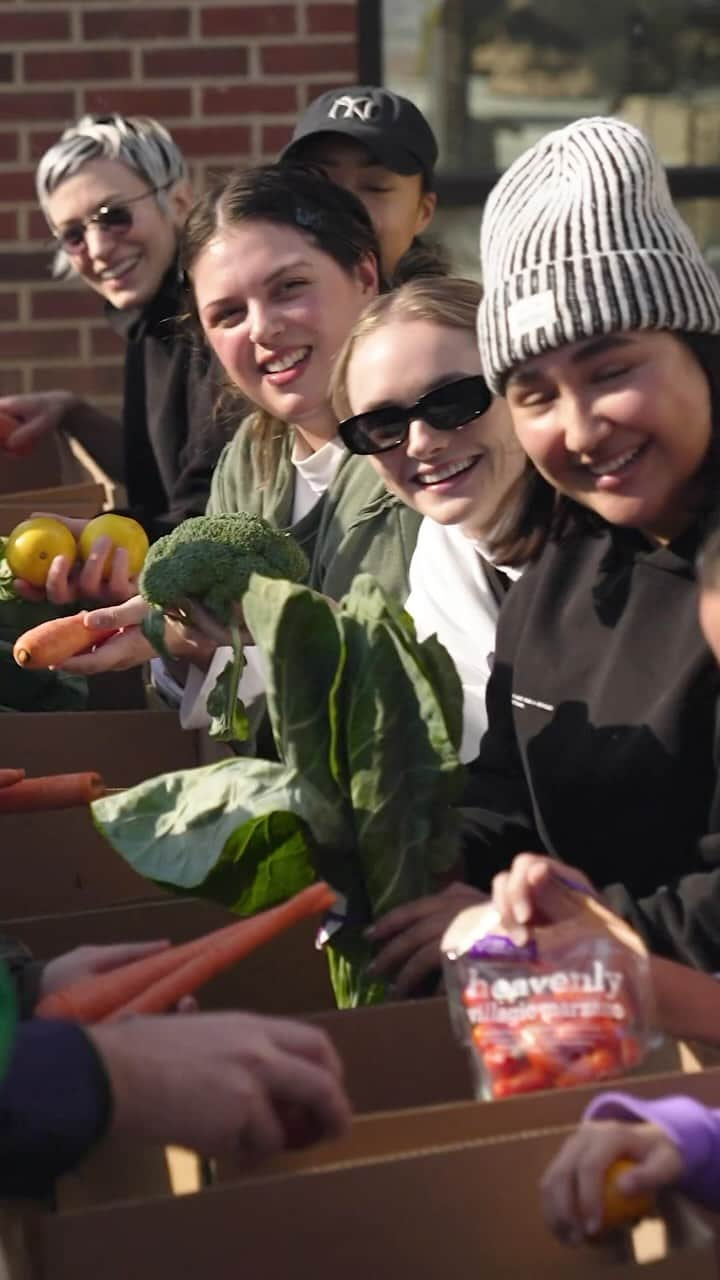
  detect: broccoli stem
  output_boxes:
[226,619,245,728]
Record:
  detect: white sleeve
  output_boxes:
[179,645,268,731]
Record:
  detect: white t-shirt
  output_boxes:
[176,435,345,730]
[406,519,521,762]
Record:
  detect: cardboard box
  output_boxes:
[0,709,206,915]
[0,482,106,531]
[8,1131,716,1279]
[1,899,335,1015]
[0,434,103,499]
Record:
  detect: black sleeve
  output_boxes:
[157,350,231,534]
[460,655,546,890]
[0,1020,112,1198]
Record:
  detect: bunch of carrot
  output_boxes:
[13,612,117,670]
[35,880,335,1022]
[0,768,105,812]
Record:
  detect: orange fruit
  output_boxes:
[592,1158,656,1237]
[4,517,77,587]
[78,514,149,579]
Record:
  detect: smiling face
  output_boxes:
[344,316,523,537]
[192,219,378,450]
[291,137,436,279]
[45,157,191,310]
[504,331,713,542]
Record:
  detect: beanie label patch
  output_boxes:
[508,290,558,341]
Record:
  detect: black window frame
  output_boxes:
[356,0,720,205]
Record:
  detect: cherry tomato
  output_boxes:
[555,1046,620,1088]
[482,1044,526,1079]
[620,1035,642,1069]
[491,1066,554,1098]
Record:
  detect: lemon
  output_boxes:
[78,514,149,579]
[4,517,77,587]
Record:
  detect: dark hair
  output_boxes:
[179,163,381,470]
[486,330,720,568]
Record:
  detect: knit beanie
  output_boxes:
[477,116,720,394]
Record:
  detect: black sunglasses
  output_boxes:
[54,183,172,255]
[338,375,493,456]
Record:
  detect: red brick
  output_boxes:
[83,87,192,119]
[31,363,124,397]
[0,369,23,397]
[83,8,189,39]
[143,47,248,78]
[90,326,124,357]
[300,78,355,104]
[307,4,356,35]
[0,171,36,202]
[202,84,297,116]
[0,131,17,162]
[31,288,104,320]
[0,210,17,240]
[24,50,131,82]
[0,11,69,40]
[27,210,50,242]
[0,292,18,322]
[0,56,13,83]
[260,42,356,75]
[29,129,61,161]
[0,89,74,122]
[171,124,251,158]
[0,250,51,281]
[200,5,295,37]
[261,122,293,153]
[1,328,80,359]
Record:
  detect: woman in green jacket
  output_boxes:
[59,164,420,685]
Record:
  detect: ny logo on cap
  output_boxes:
[328,95,380,122]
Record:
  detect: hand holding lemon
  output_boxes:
[4,512,149,605]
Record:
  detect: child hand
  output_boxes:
[540,1119,684,1244]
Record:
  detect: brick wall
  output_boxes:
[0,0,359,416]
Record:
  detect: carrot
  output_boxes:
[0,771,106,813]
[112,881,336,1018]
[0,769,25,788]
[13,612,117,669]
[35,881,335,1023]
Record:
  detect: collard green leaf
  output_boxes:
[189,810,318,915]
[91,756,348,894]
[242,575,349,798]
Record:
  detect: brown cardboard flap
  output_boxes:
[0,483,105,507]
[0,435,94,498]
[23,1133,718,1279]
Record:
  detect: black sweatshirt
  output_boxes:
[107,265,228,539]
[462,516,720,971]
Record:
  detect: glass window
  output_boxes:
[383,1,720,173]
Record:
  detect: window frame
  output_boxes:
[356,0,720,203]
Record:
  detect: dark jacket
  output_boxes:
[107,265,228,539]
[0,1019,110,1197]
[462,515,720,971]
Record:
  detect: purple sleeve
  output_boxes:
[584,1090,720,1211]
[0,1019,112,1198]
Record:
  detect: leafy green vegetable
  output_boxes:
[93,573,465,1006]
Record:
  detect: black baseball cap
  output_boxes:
[280,86,438,185]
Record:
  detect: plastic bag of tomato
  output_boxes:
[441,889,655,1100]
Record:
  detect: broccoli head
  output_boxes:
[139,513,308,624]
[139,514,308,744]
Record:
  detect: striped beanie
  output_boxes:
[477,116,720,393]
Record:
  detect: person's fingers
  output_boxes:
[614,1137,683,1197]
[171,597,232,648]
[175,995,198,1014]
[12,578,46,603]
[391,939,444,997]
[233,1076,286,1167]
[269,1020,346,1080]
[105,546,136,604]
[30,512,88,537]
[366,895,439,942]
[87,941,171,974]
[369,912,446,979]
[85,595,149,630]
[77,536,112,597]
[44,554,78,605]
[491,870,512,924]
[265,1051,351,1143]
[57,627,153,674]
